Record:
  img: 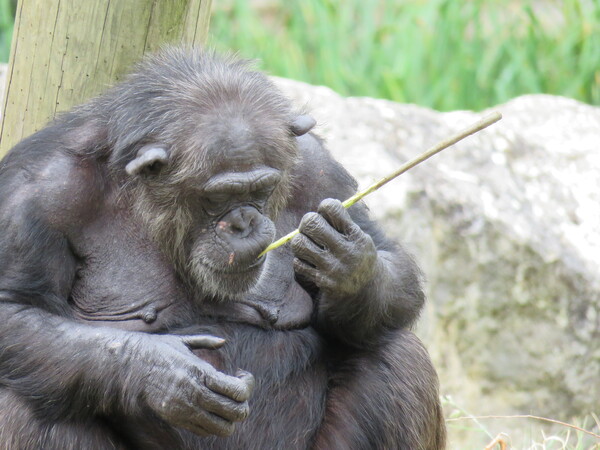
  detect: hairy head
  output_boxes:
[90,48,314,300]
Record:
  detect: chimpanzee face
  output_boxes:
[106,50,316,300]
[125,107,299,300]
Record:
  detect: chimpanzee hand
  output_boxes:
[130,333,254,437]
[291,198,378,298]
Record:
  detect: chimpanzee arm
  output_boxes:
[291,135,425,347]
[0,171,252,436]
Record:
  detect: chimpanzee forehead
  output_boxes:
[174,109,297,173]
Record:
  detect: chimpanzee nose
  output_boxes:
[218,206,260,239]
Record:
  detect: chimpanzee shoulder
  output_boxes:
[0,127,99,314]
[0,118,108,232]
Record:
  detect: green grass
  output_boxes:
[209,0,600,111]
[0,0,13,62]
[0,1,596,111]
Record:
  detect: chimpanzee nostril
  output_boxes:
[219,206,260,239]
[230,211,247,234]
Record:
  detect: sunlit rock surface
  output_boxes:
[276,77,600,444]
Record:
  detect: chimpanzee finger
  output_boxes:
[204,370,255,403]
[197,387,250,422]
[317,198,360,236]
[235,370,256,394]
[182,409,236,437]
[290,232,329,269]
[293,258,335,291]
[181,335,226,350]
[298,211,345,253]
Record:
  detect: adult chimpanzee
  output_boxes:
[0,48,445,449]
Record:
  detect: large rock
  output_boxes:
[275,77,600,443]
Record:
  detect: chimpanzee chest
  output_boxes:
[68,209,193,332]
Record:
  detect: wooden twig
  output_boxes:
[484,433,509,450]
[258,111,503,257]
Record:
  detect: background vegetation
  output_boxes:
[209,0,599,111]
[0,0,596,111]
[0,0,13,62]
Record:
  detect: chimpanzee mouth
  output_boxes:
[222,253,266,274]
[205,259,267,299]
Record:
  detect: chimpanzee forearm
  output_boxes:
[0,301,252,436]
[0,303,145,419]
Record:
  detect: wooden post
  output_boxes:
[0,0,212,156]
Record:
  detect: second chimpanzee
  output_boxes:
[0,48,445,449]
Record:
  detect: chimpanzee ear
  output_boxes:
[125,146,170,176]
[290,115,316,136]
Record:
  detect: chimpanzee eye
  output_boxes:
[202,193,231,215]
[205,193,230,205]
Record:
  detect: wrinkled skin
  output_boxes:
[134,334,254,437]
[0,49,445,449]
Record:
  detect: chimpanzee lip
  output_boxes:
[219,253,266,275]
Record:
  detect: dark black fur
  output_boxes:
[0,49,445,449]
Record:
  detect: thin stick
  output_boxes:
[258,111,502,257]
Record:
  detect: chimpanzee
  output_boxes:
[0,48,445,449]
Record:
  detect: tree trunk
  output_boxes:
[0,0,212,156]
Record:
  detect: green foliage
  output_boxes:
[209,0,600,111]
[0,0,13,62]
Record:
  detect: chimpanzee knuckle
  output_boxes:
[229,380,253,403]
[230,376,253,403]
[313,271,330,288]
[169,367,196,394]
[317,272,337,291]
[319,198,353,228]
[295,241,328,270]
[236,369,256,395]
[299,212,325,235]
[345,223,365,241]
[204,372,251,403]
[293,258,316,280]
[292,256,303,272]
[237,402,250,421]
[219,399,250,422]
[195,386,249,422]
[318,198,343,214]
[145,378,189,421]
[325,260,346,281]
[290,233,309,255]
[317,253,335,273]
